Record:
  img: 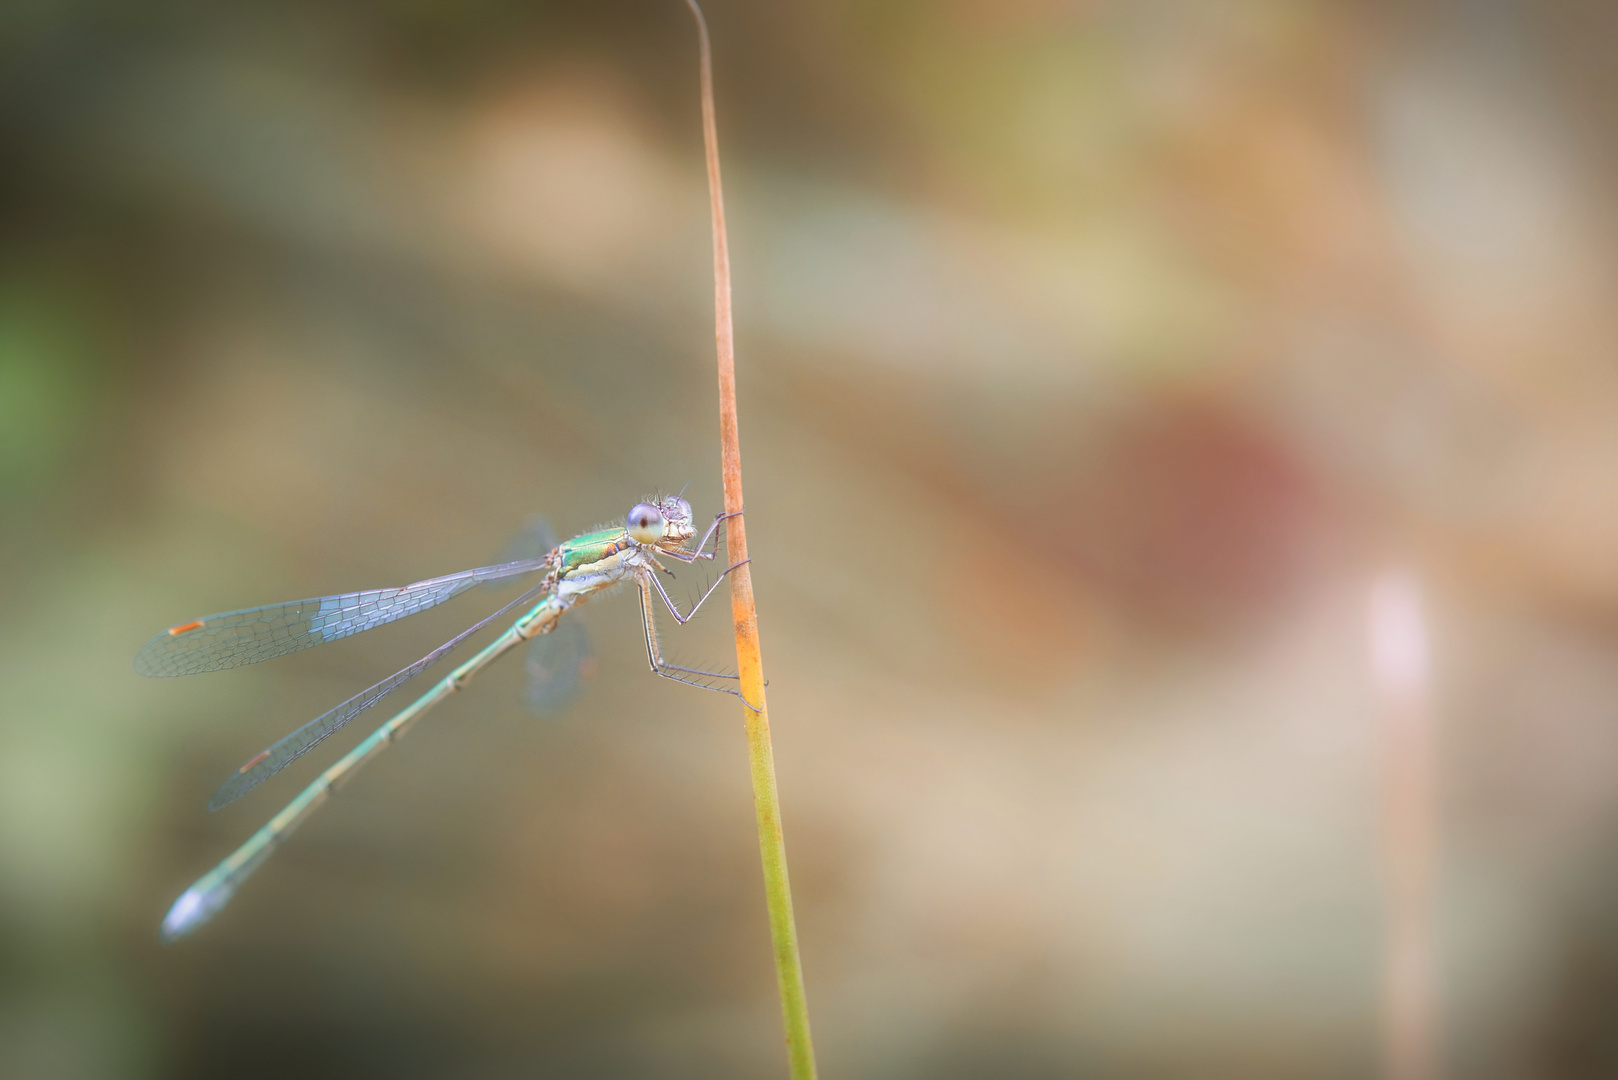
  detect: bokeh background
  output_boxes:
[5,1,1618,1077]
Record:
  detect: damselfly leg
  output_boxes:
[635,553,759,711]
[656,508,740,565]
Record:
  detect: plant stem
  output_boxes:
[683,3,817,1077]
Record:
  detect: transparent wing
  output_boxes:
[524,617,594,714]
[208,581,550,810]
[494,516,560,568]
[134,558,550,678]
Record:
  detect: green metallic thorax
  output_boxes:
[553,527,632,577]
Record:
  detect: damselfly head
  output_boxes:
[626,496,694,547]
[660,495,694,534]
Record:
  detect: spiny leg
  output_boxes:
[642,580,744,682]
[662,508,742,565]
[692,507,742,560]
[646,549,753,682]
[636,577,735,682]
[637,577,760,711]
[650,555,750,626]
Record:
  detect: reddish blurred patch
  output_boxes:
[783,365,1326,691]
[1060,397,1325,635]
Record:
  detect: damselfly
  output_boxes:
[143,496,747,940]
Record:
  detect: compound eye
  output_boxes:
[664,496,693,526]
[626,502,665,544]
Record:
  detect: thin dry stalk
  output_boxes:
[683,3,817,1077]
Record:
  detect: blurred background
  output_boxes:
[4,1,1618,1076]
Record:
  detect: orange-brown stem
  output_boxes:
[684,3,817,1078]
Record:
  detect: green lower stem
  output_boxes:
[746,706,816,1079]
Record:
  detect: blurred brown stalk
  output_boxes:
[1372,572,1440,1080]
